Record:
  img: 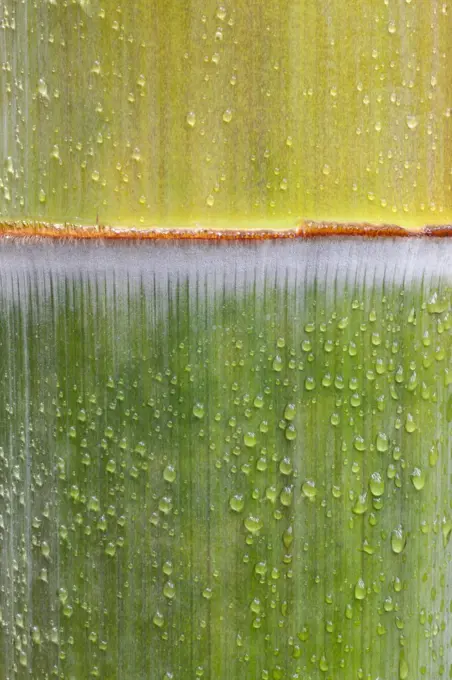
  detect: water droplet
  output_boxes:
[406,114,418,130]
[405,413,416,433]
[384,596,394,612]
[391,525,406,554]
[136,74,146,88]
[283,526,293,549]
[158,496,173,515]
[353,435,366,452]
[222,109,233,123]
[163,581,176,599]
[244,515,263,534]
[216,5,227,20]
[354,578,366,600]
[229,494,244,513]
[285,424,297,441]
[265,486,278,504]
[186,111,196,127]
[442,518,452,546]
[206,194,215,207]
[410,467,425,490]
[369,472,385,496]
[279,456,293,475]
[280,486,293,507]
[374,433,389,454]
[284,403,296,421]
[352,492,368,515]
[38,78,49,99]
[105,542,116,557]
[163,465,176,483]
[427,291,448,314]
[399,654,409,679]
[38,188,47,204]
[193,402,205,419]
[244,432,256,448]
[388,19,397,33]
[322,164,331,176]
[305,376,316,391]
[153,611,165,628]
[302,480,317,500]
[319,656,329,672]
[272,355,283,372]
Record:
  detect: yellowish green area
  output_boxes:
[0,1,451,228]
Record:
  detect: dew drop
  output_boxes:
[244,432,257,448]
[376,432,389,452]
[244,515,263,534]
[193,402,205,419]
[186,111,196,127]
[354,578,366,600]
[163,465,176,483]
[410,467,425,490]
[222,109,233,123]
[369,472,385,497]
[406,115,419,130]
[163,581,176,600]
[302,480,317,500]
[352,492,368,515]
[229,494,244,513]
[391,525,406,554]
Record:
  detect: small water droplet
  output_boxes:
[388,20,397,33]
[186,111,197,127]
[222,109,233,123]
[153,611,165,628]
[406,114,419,130]
[38,78,49,99]
[399,654,409,679]
[193,402,205,419]
[163,465,176,483]
[163,581,176,599]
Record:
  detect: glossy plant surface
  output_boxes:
[0,1,451,229]
[0,238,451,679]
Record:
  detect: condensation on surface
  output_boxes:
[0,238,451,679]
[0,1,451,228]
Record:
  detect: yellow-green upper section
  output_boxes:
[0,0,451,228]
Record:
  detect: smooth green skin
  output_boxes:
[0,1,451,229]
[0,239,451,679]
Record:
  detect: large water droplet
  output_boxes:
[354,578,366,600]
[410,467,425,490]
[391,525,406,554]
[369,472,385,496]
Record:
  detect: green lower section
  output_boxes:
[0,239,451,679]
